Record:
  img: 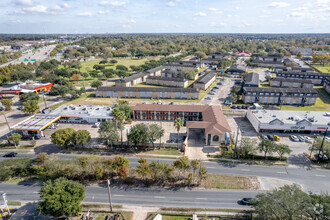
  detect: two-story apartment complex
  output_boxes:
[172,60,204,68]
[243,72,259,87]
[96,86,199,100]
[193,72,216,90]
[146,76,188,88]
[252,56,284,68]
[324,77,330,94]
[242,87,318,105]
[274,67,315,73]
[269,78,313,89]
[132,104,231,146]
[163,63,200,71]
[276,72,328,85]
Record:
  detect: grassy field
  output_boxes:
[7,201,21,206]
[312,63,330,73]
[143,148,182,156]
[201,174,256,190]
[95,211,133,220]
[135,82,167,88]
[80,57,161,73]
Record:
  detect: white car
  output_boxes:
[290,135,299,142]
[304,136,312,143]
[93,122,100,128]
[326,137,330,142]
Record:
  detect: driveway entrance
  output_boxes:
[186,128,208,160]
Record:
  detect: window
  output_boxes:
[213,135,219,142]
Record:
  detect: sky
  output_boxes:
[0,0,329,34]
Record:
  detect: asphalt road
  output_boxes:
[0,183,258,209]
[0,45,57,68]
[1,153,330,194]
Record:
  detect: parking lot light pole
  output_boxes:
[318,127,328,156]
[234,127,240,159]
[43,94,47,109]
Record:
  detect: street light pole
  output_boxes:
[2,112,15,148]
[43,94,47,109]
[107,180,113,213]
[318,127,328,157]
[234,127,240,159]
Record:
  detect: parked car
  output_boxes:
[242,106,249,109]
[3,152,18,157]
[240,198,254,205]
[290,135,299,142]
[274,135,280,141]
[304,136,312,143]
[41,108,50,114]
[261,134,268,140]
[317,153,329,161]
[298,135,305,142]
[205,97,212,100]
[231,106,237,109]
[208,92,215,95]
[267,135,275,141]
[326,137,330,142]
[17,106,23,110]
[169,102,174,105]
[217,82,222,85]
[0,106,4,111]
[93,122,100,128]
[213,86,219,89]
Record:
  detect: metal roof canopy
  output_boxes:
[11,115,61,131]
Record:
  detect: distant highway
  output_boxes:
[0,44,57,68]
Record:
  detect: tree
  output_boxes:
[116,65,128,71]
[275,143,292,160]
[90,80,103,88]
[71,73,81,81]
[128,123,149,147]
[22,100,40,114]
[147,124,165,150]
[99,59,108,64]
[116,103,132,120]
[253,185,314,219]
[110,59,118,65]
[51,128,76,147]
[173,118,184,149]
[112,108,126,146]
[258,140,276,159]
[111,155,130,174]
[190,160,200,175]
[198,166,208,185]
[8,133,21,146]
[238,137,257,158]
[73,130,91,147]
[195,51,207,61]
[51,85,70,98]
[217,58,233,69]
[93,64,105,71]
[101,69,115,78]
[10,70,35,83]
[136,158,150,182]
[95,166,103,180]
[173,156,190,177]
[118,166,128,179]
[116,70,130,78]
[1,98,13,111]
[309,136,330,158]
[297,51,303,59]
[181,68,197,80]
[19,92,40,103]
[98,121,119,147]
[38,177,85,218]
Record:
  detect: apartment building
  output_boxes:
[269,78,313,89]
[172,60,204,68]
[243,72,259,87]
[324,77,330,94]
[274,67,315,73]
[161,69,198,80]
[227,64,247,74]
[276,72,328,85]
[242,87,318,105]
[252,56,285,68]
[193,72,216,90]
[146,76,188,88]
[132,104,231,146]
[96,87,199,100]
[163,63,200,71]
[115,66,164,87]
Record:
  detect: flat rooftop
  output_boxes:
[49,105,113,118]
[249,109,330,125]
[11,115,61,131]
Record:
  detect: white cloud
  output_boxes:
[11,0,33,6]
[121,24,131,28]
[127,19,136,24]
[99,10,111,14]
[209,21,226,27]
[166,1,175,7]
[289,12,308,17]
[77,12,93,17]
[23,5,48,13]
[269,2,290,8]
[99,1,127,7]
[208,7,223,14]
[194,12,206,16]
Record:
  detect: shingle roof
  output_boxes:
[119,72,146,82]
[146,66,165,73]
[244,87,318,94]
[244,72,259,85]
[97,86,198,93]
[195,72,216,84]
[227,64,247,72]
[147,76,187,82]
[270,77,313,84]
[276,72,327,76]
[164,63,199,68]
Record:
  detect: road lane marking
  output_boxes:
[206,167,215,169]
[315,175,326,177]
[33,191,39,194]
[154,196,166,199]
[240,169,250,171]
[276,172,287,174]
[113,194,124,197]
[196,198,208,200]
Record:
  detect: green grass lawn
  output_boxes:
[7,201,21,206]
[95,212,133,220]
[135,82,167,88]
[202,174,256,190]
[80,57,160,73]
[312,63,330,73]
[142,148,181,156]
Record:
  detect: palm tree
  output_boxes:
[112,108,126,147]
[173,118,184,149]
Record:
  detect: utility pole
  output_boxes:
[2,112,15,147]
[234,127,240,159]
[107,180,113,213]
[318,127,328,157]
[43,94,47,109]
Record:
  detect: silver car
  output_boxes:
[290,135,299,142]
[298,135,305,142]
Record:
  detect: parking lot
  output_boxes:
[199,78,236,105]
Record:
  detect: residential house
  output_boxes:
[242,87,318,105]
[193,72,216,90]
[269,78,313,89]
[146,76,188,88]
[96,86,199,100]
[243,72,259,87]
